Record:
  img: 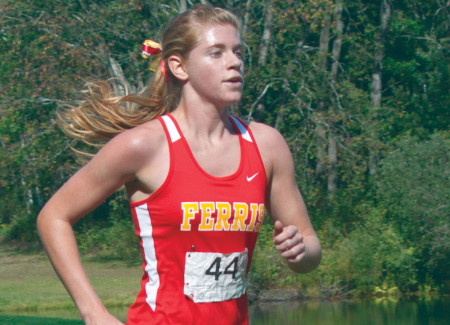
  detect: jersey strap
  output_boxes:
[161,115,181,143]
[229,116,253,143]
[160,114,252,143]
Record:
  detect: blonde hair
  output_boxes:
[58,4,240,163]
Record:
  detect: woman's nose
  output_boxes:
[228,52,243,70]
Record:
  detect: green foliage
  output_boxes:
[320,207,418,297]
[75,193,140,263]
[248,219,283,289]
[375,133,450,291]
[75,218,140,264]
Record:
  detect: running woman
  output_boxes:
[37,4,321,325]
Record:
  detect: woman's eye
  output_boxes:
[235,51,243,58]
[210,51,221,58]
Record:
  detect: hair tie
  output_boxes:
[141,39,169,82]
[141,39,162,58]
[159,59,169,82]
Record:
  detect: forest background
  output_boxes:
[0,0,448,300]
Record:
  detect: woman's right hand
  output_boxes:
[84,311,125,325]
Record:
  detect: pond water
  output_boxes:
[2,297,448,324]
[248,298,449,325]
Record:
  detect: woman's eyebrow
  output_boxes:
[206,42,243,50]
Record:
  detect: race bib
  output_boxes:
[184,250,248,303]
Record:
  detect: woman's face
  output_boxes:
[182,23,244,109]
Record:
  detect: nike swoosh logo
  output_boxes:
[246,172,259,182]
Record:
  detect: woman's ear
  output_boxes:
[168,55,188,81]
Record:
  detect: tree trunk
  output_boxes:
[21,175,33,214]
[370,0,390,110]
[109,57,134,96]
[327,134,337,192]
[331,0,343,80]
[369,0,391,175]
[242,0,252,37]
[20,137,33,215]
[327,0,344,193]
[318,14,331,76]
[315,15,331,177]
[258,2,273,66]
[315,123,327,177]
[176,0,187,12]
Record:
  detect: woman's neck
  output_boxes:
[171,98,234,142]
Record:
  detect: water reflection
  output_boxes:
[248,298,449,325]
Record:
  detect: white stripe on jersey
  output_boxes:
[230,116,253,143]
[161,115,181,142]
[135,203,160,311]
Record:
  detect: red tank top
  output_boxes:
[127,114,267,325]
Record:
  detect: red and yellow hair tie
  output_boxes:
[141,39,169,82]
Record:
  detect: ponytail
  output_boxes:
[57,69,177,163]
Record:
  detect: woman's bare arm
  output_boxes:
[251,122,321,273]
[37,124,165,324]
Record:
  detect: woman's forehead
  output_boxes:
[195,24,241,47]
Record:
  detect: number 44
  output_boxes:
[205,257,239,281]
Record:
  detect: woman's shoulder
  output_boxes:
[240,119,292,172]
[124,118,166,145]
[100,118,167,161]
[240,119,287,149]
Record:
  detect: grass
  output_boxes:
[0,315,83,324]
[0,245,142,322]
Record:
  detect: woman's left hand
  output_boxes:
[272,220,306,263]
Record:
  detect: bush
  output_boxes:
[320,207,417,297]
[75,194,140,264]
[375,133,449,291]
[76,217,140,263]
